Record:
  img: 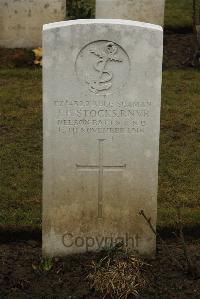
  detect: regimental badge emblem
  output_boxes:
[86,42,123,94]
[76,40,130,96]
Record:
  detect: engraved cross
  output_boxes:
[76,139,126,219]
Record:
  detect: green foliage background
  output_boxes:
[67,0,193,29]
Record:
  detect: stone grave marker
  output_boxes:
[43,19,163,256]
[0,0,66,48]
[96,0,165,26]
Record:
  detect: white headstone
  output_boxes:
[0,0,66,48]
[96,0,165,26]
[43,19,163,257]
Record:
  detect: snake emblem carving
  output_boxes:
[86,42,123,94]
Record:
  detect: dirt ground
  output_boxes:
[0,33,196,70]
[0,238,200,299]
[163,33,195,69]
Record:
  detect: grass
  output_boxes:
[0,69,42,229]
[161,70,200,195]
[0,0,198,229]
[0,68,199,230]
[165,0,193,30]
[158,70,200,228]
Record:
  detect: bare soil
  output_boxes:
[0,33,196,70]
[163,33,195,69]
[0,239,200,299]
[0,48,35,68]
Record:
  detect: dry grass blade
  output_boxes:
[87,246,150,298]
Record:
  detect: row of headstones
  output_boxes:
[0,0,165,48]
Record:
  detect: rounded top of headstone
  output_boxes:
[43,19,163,32]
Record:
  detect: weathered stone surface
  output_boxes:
[43,19,163,256]
[96,0,165,26]
[0,0,66,48]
